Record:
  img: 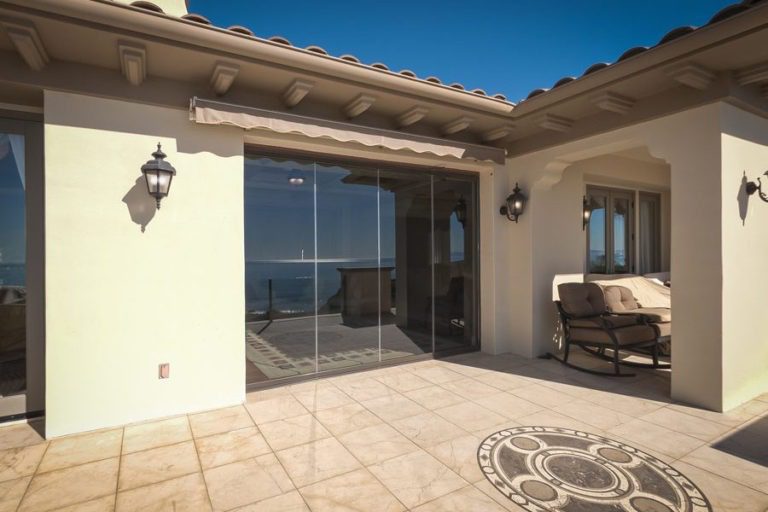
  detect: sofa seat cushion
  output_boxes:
[616,307,671,323]
[652,321,671,337]
[569,324,657,346]
[569,315,638,329]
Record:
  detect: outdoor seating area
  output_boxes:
[0,351,766,511]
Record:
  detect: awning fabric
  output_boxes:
[189,97,505,164]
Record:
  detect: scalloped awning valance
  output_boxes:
[189,97,505,164]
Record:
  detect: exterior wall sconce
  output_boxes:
[141,143,176,210]
[500,183,526,223]
[582,195,592,230]
[746,172,768,203]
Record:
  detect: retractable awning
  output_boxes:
[189,97,505,164]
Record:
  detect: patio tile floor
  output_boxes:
[2,349,768,511]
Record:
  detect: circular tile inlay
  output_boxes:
[478,426,711,512]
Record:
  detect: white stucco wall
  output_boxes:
[719,104,768,410]
[44,91,245,437]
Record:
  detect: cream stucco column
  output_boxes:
[44,91,245,436]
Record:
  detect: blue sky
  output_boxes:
[190,0,733,102]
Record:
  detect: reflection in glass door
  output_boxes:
[0,132,26,408]
[244,153,479,385]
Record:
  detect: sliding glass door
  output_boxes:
[244,152,479,385]
[0,117,43,420]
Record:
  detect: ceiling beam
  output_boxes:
[482,124,514,142]
[0,18,49,71]
[666,63,715,90]
[118,41,147,86]
[282,79,314,108]
[591,91,635,115]
[396,106,429,128]
[210,61,239,96]
[343,94,376,118]
[736,62,768,86]
[441,116,473,135]
[538,113,572,132]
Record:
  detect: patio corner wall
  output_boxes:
[43,91,245,437]
[496,102,768,413]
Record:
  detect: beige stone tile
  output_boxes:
[368,450,465,509]
[314,403,382,437]
[115,473,210,512]
[673,461,768,512]
[19,458,118,512]
[276,437,360,488]
[0,476,31,512]
[608,418,704,459]
[360,394,427,422]
[404,386,465,410]
[292,386,355,412]
[39,429,122,474]
[391,412,466,447]
[439,379,500,401]
[245,387,292,403]
[413,366,465,385]
[412,485,509,512]
[204,454,293,512]
[244,395,307,425]
[189,406,253,438]
[376,372,432,393]
[49,495,115,512]
[232,491,309,512]
[553,399,634,430]
[0,443,46,482]
[118,441,199,491]
[640,407,732,441]
[0,423,45,451]
[509,383,574,408]
[471,420,521,441]
[332,377,393,402]
[516,409,610,434]
[473,479,528,511]
[258,414,331,451]
[667,399,768,428]
[122,416,191,454]
[579,388,667,417]
[434,401,507,432]
[195,427,271,469]
[287,380,339,396]
[472,372,532,392]
[337,423,419,466]
[681,444,768,494]
[473,392,543,420]
[299,468,405,512]
[425,434,484,483]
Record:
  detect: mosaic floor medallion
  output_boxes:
[478,426,711,512]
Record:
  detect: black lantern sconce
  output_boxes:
[746,171,768,203]
[582,195,592,230]
[141,143,176,210]
[453,196,468,227]
[500,182,526,223]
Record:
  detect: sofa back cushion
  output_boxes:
[557,282,606,318]
[604,285,638,312]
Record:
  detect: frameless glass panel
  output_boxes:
[433,176,477,353]
[315,163,380,372]
[378,170,433,360]
[587,193,607,273]
[244,156,316,383]
[0,133,26,399]
[612,195,631,273]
